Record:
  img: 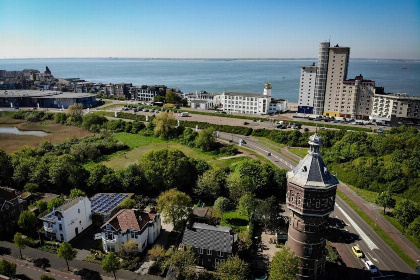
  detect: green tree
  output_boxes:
[40,275,56,280]
[57,242,77,271]
[53,112,67,124]
[13,232,27,259]
[165,90,182,104]
[24,182,39,193]
[216,255,250,280]
[255,196,281,231]
[66,103,84,124]
[238,193,257,220]
[36,200,48,213]
[326,242,338,263]
[195,127,216,152]
[47,197,65,212]
[117,164,145,193]
[18,210,38,233]
[165,247,196,279]
[118,240,138,259]
[393,199,419,232]
[69,188,86,199]
[269,245,299,280]
[408,216,420,243]
[157,189,193,230]
[49,155,85,192]
[82,114,107,131]
[194,169,227,203]
[153,112,176,138]
[0,259,16,278]
[0,149,13,186]
[148,245,166,261]
[102,252,121,279]
[213,197,231,216]
[119,198,136,209]
[375,190,396,214]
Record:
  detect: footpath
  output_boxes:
[0,241,162,280]
[283,147,420,267]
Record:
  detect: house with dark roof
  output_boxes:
[100,209,161,253]
[0,187,27,236]
[40,197,92,242]
[180,222,236,269]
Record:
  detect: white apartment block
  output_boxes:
[41,197,92,242]
[100,209,161,253]
[298,63,317,114]
[220,83,272,115]
[183,91,218,109]
[370,93,420,123]
[323,45,350,117]
[269,98,288,113]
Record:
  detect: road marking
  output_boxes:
[366,252,378,262]
[335,203,378,250]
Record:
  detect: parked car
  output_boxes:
[365,260,378,274]
[244,122,249,125]
[304,128,309,132]
[351,246,364,258]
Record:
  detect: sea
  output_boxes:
[1,58,419,103]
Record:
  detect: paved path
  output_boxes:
[0,241,162,280]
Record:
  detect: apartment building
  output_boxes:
[129,85,167,102]
[298,63,317,114]
[41,197,92,242]
[313,42,330,116]
[323,45,350,117]
[370,93,420,123]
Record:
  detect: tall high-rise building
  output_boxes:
[322,45,350,117]
[286,134,338,279]
[312,42,330,116]
[297,63,317,115]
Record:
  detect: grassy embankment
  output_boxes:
[336,189,417,269]
[0,118,92,154]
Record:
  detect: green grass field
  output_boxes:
[287,147,309,159]
[220,209,249,233]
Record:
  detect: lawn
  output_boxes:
[220,209,249,233]
[102,133,237,170]
[101,103,125,110]
[0,118,92,154]
[287,147,309,159]
[381,212,420,250]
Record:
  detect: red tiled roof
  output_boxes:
[106,209,150,231]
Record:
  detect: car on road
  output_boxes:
[351,245,364,258]
[365,260,378,274]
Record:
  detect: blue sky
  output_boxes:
[0,0,419,59]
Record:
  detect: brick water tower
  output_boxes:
[286,133,338,279]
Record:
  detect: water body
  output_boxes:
[0,58,419,103]
[0,127,49,137]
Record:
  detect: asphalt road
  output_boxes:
[218,132,417,278]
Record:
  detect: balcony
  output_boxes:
[103,237,117,244]
[44,226,56,233]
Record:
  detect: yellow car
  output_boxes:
[352,246,364,258]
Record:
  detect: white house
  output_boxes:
[100,209,161,253]
[40,197,92,242]
[183,91,218,109]
[268,98,288,114]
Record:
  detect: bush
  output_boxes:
[34,258,51,268]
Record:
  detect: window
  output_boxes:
[207,249,212,255]
[199,248,203,254]
[297,195,301,205]
[78,209,80,214]
[316,200,320,208]
[60,234,64,241]
[59,224,62,231]
[218,251,224,257]
[290,192,294,202]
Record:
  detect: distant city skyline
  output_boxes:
[0,0,419,59]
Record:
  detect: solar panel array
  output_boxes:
[91,193,128,214]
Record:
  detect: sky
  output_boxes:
[0,0,419,59]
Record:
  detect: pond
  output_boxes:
[0,127,49,137]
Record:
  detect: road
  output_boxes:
[217,132,417,277]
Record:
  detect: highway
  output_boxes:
[217,132,417,278]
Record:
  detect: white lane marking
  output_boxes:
[335,203,378,250]
[366,252,378,262]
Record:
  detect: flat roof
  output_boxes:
[224,91,267,98]
[0,89,96,99]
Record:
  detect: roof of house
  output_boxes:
[287,134,338,188]
[223,92,268,98]
[103,209,156,232]
[56,197,85,212]
[193,207,213,218]
[181,222,235,253]
[0,188,18,204]
[0,89,96,99]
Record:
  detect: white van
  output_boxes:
[180,112,189,117]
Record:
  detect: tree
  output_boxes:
[117,164,145,193]
[36,200,48,213]
[102,252,120,279]
[213,197,231,216]
[148,245,166,261]
[69,188,86,199]
[194,169,227,203]
[152,112,176,139]
[255,196,282,231]
[165,90,182,104]
[13,232,27,259]
[118,240,138,259]
[57,242,77,271]
[269,245,299,280]
[49,155,86,193]
[375,190,396,214]
[238,193,257,220]
[24,182,39,193]
[119,198,136,209]
[195,127,216,152]
[216,255,250,280]
[18,210,38,233]
[165,247,196,279]
[0,149,13,186]
[47,197,65,212]
[408,216,420,243]
[82,114,107,131]
[66,103,84,124]
[326,242,338,263]
[40,275,56,280]
[0,259,16,278]
[157,189,193,230]
[393,199,419,232]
